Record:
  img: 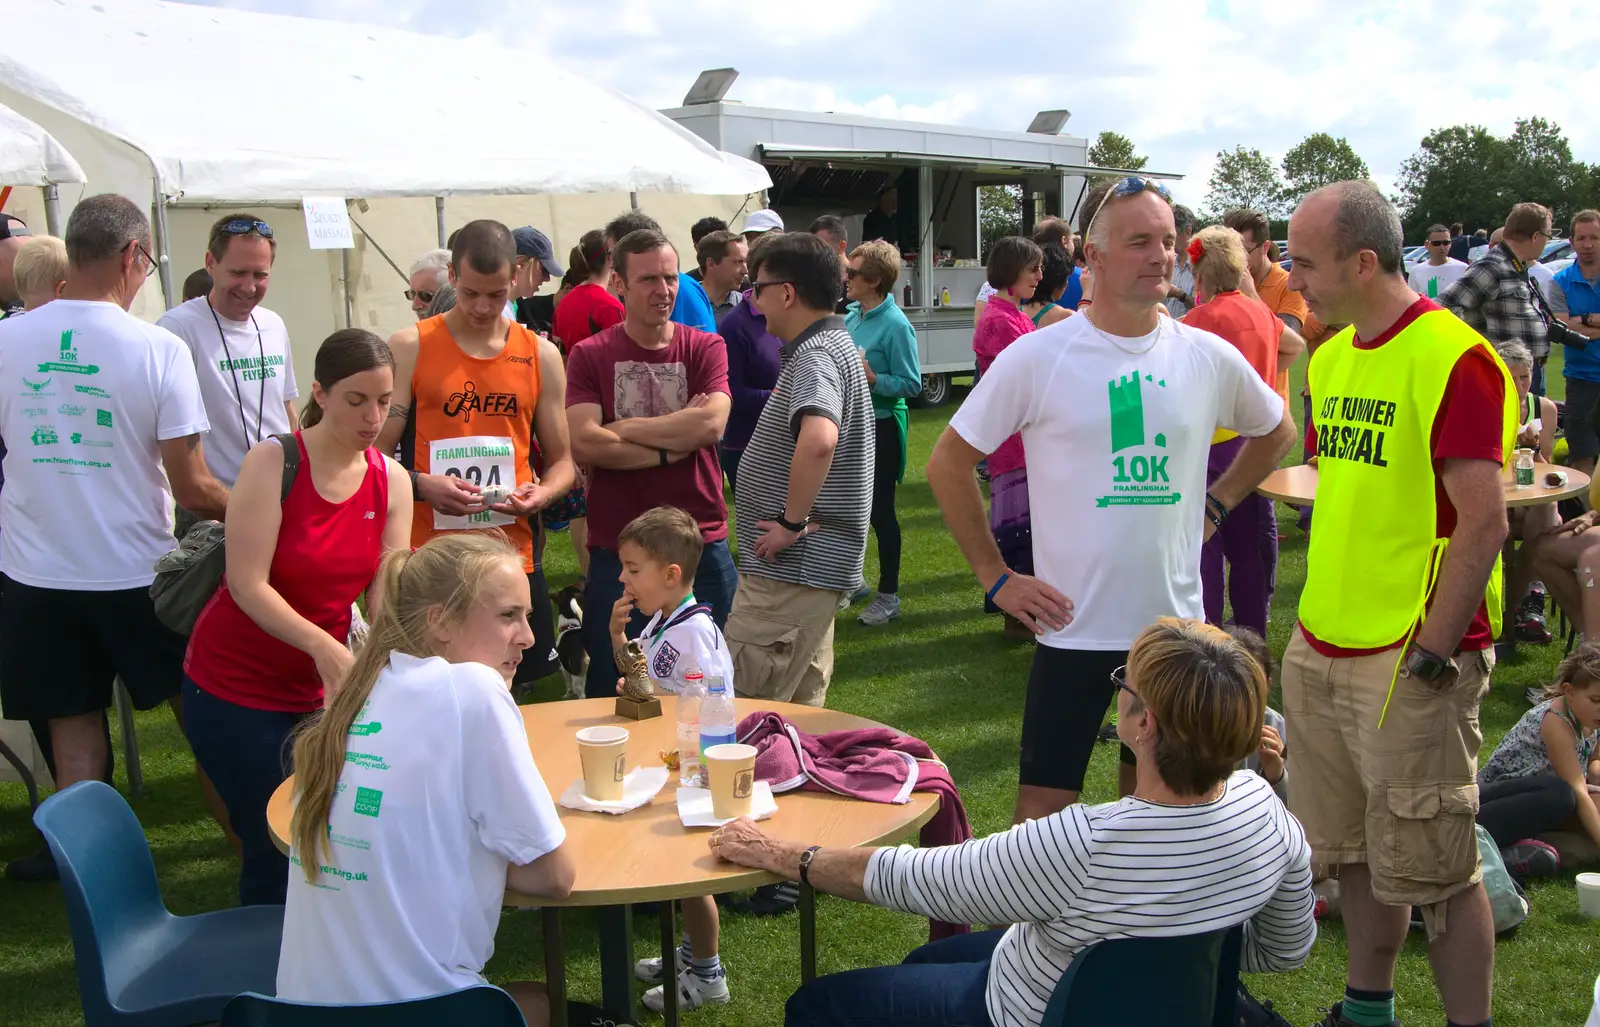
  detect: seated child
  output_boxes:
[609,506,734,1012]
[1477,643,1600,877]
[1223,626,1288,804]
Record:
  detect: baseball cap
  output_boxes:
[511,226,563,277]
[0,214,30,240]
[741,209,784,235]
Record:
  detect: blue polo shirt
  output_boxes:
[672,273,717,333]
[1556,263,1600,382]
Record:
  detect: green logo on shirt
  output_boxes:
[22,377,51,394]
[1099,371,1176,508]
[353,786,383,817]
[346,751,390,771]
[348,720,382,736]
[96,409,112,428]
[29,426,58,446]
[73,384,111,398]
[37,330,98,375]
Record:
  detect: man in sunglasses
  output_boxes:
[1407,223,1469,299]
[157,215,300,530]
[405,249,451,320]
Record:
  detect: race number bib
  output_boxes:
[429,435,515,530]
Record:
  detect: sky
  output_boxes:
[188,0,1599,213]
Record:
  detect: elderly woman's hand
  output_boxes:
[709,818,798,874]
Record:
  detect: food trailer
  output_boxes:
[661,71,1179,405]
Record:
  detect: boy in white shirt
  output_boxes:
[609,506,734,1012]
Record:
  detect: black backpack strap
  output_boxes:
[274,432,301,503]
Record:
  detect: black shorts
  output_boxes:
[0,575,186,721]
[1019,645,1136,792]
[514,568,560,685]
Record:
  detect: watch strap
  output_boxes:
[777,513,809,533]
[798,844,822,886]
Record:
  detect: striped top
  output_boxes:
[865,770,1316,1027]
[732,315,874,592]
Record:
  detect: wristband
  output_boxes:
[985,572,1011,603]
[1205,492,1229,525]
[657,447,670,467]
[408,468,420,492]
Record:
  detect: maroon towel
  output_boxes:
[736,711,974,939]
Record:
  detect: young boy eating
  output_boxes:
[610,506,735,1012]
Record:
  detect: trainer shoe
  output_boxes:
[1311,1001,1399,1027]
[634,950,682,984]
[1527,686,1549,707]
[728,881,798,916]
[1501,838,1561,878]
[4,847,57,883]
[643,967,731,1012]
[858,593,901,626]
[1515,608,1553,644]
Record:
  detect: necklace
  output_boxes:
[1085,309,1164,355]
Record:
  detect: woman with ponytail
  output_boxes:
[182,329,412,906]
[276,532,574,1026]
[551,228,623,351]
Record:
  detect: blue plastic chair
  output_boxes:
[1040,927,1229,1027]
[220,985,527,1026]
[34,780,284,1027]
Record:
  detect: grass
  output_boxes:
[0,350,1591,1026]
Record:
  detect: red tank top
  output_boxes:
[185,434,389,712]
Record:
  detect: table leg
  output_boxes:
[597,904,637,1023]
[799,882,817,983]
[660,899,679,1027]
[542,908,568,1027]
[1497,534,1519,662]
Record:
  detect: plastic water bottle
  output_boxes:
[699,673,737,762]
[677,658,705,787]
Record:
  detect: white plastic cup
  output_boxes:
[1577,872,1600,919]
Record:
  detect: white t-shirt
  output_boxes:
[1529,260,1555,302]
[1407,259,1468,300]
[641,600,735,694]
[156,297,298,486]
[976,281,997,305]
[950,314,1283,650]
[277,653,565,1005]
[0,299,209,590]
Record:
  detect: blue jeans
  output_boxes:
[181,677,309,906]
[784,929,1001,1026]
[582,539,738,698]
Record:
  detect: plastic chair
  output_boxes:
[1040,927,1228,1027]
[221,985,527,1026]
[34,780,283,1027]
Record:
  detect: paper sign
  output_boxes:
[302,196,354,250]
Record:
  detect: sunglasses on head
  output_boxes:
[1110,665,1135,698]
[405,289,435,303]
[1085,177,1173,240]
[218,217,273,240]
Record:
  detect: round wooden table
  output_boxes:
[266,697,941,1027]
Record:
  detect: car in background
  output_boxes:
[1541,238,1574,264]
[1404,245,1428,264]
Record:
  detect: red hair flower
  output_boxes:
[1186,237,1205,267]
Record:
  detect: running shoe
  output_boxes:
[858,593,901,626]
[1501,838,1560,878]
[642,967,730,1012]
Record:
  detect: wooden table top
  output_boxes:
[267,696,941,907]
[1257,461,1591,509]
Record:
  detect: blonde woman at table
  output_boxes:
[711,618,1315,1027]
[276,532,575,1026]
[1500,341,1562,644]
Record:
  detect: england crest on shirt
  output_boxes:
[652,639,680,679]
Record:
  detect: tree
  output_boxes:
[1506,117,1593,229]
[979,184,1022,261]
[1205,146,1283,219]
[1280,133,1370,209]
[1087,131,1146,173]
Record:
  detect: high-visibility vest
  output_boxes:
[1300,309,1516,650]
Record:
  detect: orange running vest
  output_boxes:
[409,315,542,570]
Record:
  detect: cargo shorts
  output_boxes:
[1281,630,1492,910]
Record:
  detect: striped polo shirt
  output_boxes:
[731,315,874,593]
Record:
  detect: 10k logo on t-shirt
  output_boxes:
[1100,370,1175,508]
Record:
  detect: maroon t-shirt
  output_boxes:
[565,323,731,550]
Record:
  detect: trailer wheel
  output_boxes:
[914,373,951,408]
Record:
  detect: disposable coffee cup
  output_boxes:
[704,742,758,820]
[577,726,629,802]
[1577,872,1600,919]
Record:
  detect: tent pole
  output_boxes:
[629,191,639,211]
[43,184,62,236]
[150,183,176,310]
[341,249,354,329]
[435,196,446,248]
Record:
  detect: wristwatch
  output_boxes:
[1402,644,1451,682]
[798,844,822,887]
[1584,313,1594,328]
[776,513,810,533]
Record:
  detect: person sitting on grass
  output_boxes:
[609,505,735,1013]
[710,617,1316,1027]
[1476,643,1600,879]
[1222,625,1289,804]
[276,532,574,1026]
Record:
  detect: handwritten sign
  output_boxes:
[302,197,354,250]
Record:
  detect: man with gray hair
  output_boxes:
[0,194,229,880]
[406,248,451,319]
[1163,203,1198,317]
[1284,180,1511,1027]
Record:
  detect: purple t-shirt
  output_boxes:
[717,291,784,453]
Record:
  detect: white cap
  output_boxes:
[741,208,784,234]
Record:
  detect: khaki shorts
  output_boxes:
[724,573,845,707]
[1281,631,1492,908]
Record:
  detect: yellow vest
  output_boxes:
[1300,309,1516,650]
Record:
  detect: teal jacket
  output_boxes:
[844,294,922,419]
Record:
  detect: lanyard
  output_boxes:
[650,594,698,643]
[207,297,267,448]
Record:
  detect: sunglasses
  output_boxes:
[218,217,274,240]
[405,289,435,303]
[1086,176,1174,240]
[751,279,795,297]
[845,267,862,280]
[1427,240,1451,247]
[1110,665,1136,698]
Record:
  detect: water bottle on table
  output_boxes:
[699,673,737,763]
[677,658,705,787]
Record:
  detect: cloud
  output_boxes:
[183,0,1600,213]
